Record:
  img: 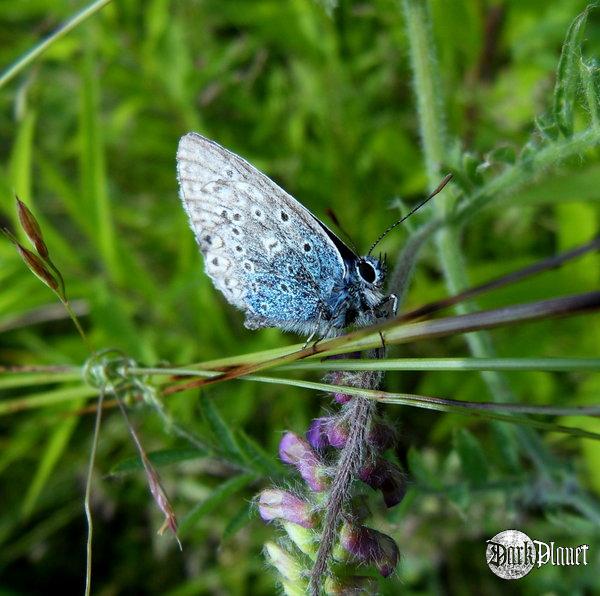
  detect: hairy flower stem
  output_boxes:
[309,382,377,594]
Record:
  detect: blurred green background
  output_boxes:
[0,0,599,594]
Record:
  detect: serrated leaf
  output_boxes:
[110,447,209,475]
[179,473,255,536]
[453,428,489,488]
[199,395,244,463]
[553,4,593,136]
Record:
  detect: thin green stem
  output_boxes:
[127,357,600,377]
[196,374,600,439]
[61,298,92,352]
[0,385,97,416]
[0,370,81,389]
[162,291,599,394]
[127,366,600,424]
[0,0,113,89]
[46,258,67,302]
[84,388,104,596]
[401,0,447,186]
[282,357,600,372]
[400,0,563,479]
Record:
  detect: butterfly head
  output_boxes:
[355,255,386,288]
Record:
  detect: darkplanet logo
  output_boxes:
[486,530,589,580]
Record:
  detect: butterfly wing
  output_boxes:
[176,133,350,334]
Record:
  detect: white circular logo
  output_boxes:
[486,530,535,580]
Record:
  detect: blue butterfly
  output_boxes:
[176,133,395,338]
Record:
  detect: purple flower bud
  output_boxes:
[368,419,398,452]
[325,371,354,404]
[279,431,318,465]
[327,422,348,448]
[340,523,399,577]
[279,432,328,491]
[306,418,330,449]
[258,489,315,528]
[307,417,348,450]
[359,458,407,508]
[333,391,352,404]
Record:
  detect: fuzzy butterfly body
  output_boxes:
[176,133,391,337]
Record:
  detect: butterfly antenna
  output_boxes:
[367,173,453,255]
[325,207,358,253]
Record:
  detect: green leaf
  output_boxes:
[222,501,255,541]
[79,26,121,284]
[0,370,80,390]
[234,429,284,476]
[407,447,443,491]
[314,0,338,17]
[0,385,97,417]
[445,480,470,513]
[8,110,36,210]
[535,113,560,142]
[179,473,256,536]
[553,4,594,137]
[453,428,489,488]
[110,447,209,475]
[200,395,244,463]
[580,57,600,130]
[490,423,521,474]
[21,402,82,518]
[461,151,483,187]
[485,145,516,166]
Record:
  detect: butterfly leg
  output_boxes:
[307,324,336,352]
[304,307,343,352]
[378,331,386,352]
[375,293,398,320]
[302,329,317,350]
[373,294,397,353]
[302,310,325,350]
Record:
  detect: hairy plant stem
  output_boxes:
[401,0,560,479]
[309,394,375,595]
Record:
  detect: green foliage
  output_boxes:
[0,1,599,594]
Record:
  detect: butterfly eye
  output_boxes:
[357,260,376,283]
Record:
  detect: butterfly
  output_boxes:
[176,133,395,338]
